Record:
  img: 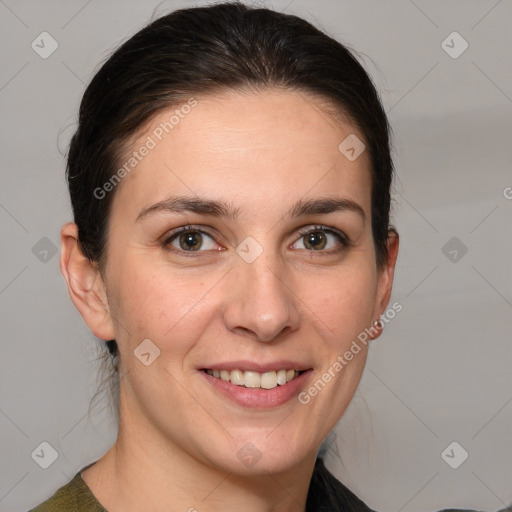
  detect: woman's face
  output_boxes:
[96,89,396,474]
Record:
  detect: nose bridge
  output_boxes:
[224,244,300,342]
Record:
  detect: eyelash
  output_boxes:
[296,225,350,251]
[162,224,350,256]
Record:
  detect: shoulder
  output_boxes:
[28,471,107,512]
[307,457,376,511]
[306,459,512,512]
[438,508,512,512]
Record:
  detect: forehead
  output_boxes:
[111,88,372,219]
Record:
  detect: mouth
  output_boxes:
[199,363,312,409]
[201,368,305,390]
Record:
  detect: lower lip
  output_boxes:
[201,370,312,409]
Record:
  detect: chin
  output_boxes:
[202,432,317,476]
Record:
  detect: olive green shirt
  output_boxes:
[28,470,107,512]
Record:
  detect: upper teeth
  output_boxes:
[205,369,299,389]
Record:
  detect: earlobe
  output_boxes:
[59,222,116,341]
[371,229,400,340]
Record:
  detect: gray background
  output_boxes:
[1,0,511,511]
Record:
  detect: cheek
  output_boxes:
[300,262,377,346]
[108,255,212,348]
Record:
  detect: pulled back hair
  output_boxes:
[68,3,391,510]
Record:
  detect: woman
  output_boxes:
[30,2,400,510]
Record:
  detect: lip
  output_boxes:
[200,368,313,409]
[199,360,311,373]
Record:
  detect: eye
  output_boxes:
[292,225,349,252]
[163,226,221,253]
[163,224,349,255]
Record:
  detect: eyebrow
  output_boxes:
[135,195,366,223]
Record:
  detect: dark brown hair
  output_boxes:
[69,3,392,509]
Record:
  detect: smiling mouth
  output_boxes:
[201,368,305,390]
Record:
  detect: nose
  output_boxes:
[223,252,301,343]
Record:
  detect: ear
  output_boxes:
[59,222,116,341]
[371,229,399,340]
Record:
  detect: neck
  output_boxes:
[81,395,317,512]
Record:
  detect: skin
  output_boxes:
[60,88,399,512]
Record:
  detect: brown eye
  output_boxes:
[164,228,219,253]
[292,226,349,252]
[179,231,203,251]
[303,231,327,250]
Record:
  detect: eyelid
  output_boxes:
[295,224,351,246]
[162,225,223,253]
[293,224,352,251]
